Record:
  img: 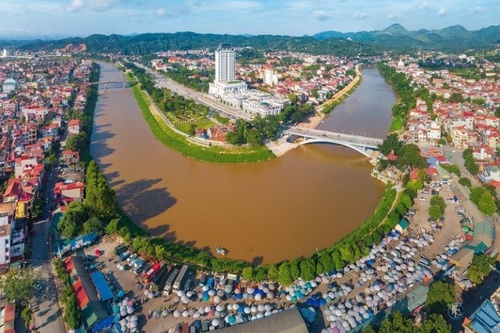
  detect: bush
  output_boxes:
[458,177,472,188]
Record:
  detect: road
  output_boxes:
[31,263,66,333]
[131,62,254,121]
[29,163,65,332]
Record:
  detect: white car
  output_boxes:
[419,197,426,202]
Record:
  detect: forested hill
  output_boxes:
[17,32,380,57]
[313,24,500,52]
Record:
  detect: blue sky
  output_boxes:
[1,0,499,38]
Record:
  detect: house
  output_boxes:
[61,150,80,164]
[463,299,500,333]
[68,119,81,135]
[54,181,85,202]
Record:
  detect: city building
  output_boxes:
[0,202,16,272]
[2,78,17,94]
[209,44,286,118]
[214,44,235,83]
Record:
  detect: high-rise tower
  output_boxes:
[214,44,235,83]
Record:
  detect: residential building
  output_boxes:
[0,202,15,272]
[2,78,17,94]
[68,119,81,135]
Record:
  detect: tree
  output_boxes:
[0,267,40,305]
[479,192,496,216]
[21,306,32,327]
[467,254,497,284]
[85,162,119,219]
[429,205,443,221]
[65,132,88,153]
[378,133,403,156]
[299,258,316,281]
[83,216,104,234]
[57,202,89,238]
[63,294,81,329]
[104,218,121,234]
[289,258,301,281]
[278,262,292,286]
[242,267,254,281]
[430,195,447,214]
[425,281,456,315]
[188,123,196,136]
[267,264,279,281]
[245,128,263,147]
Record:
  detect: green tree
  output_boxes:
[104,218,121,234]
[430,195,447,214]
[467,254,496,284]
[267,264,279,281]
[242,267,254,281]
[0,267,40,305]
[278,262,293,286]
[289,258,301,281]
[21,306,32,327]
[83,216,104,234]
[299,258,316,281]
[425,281,456,315]
[245,128,264,147]
[478,192,496,216]
[429,205,444,221]
[63,294,81,329]
[57,202,90,238]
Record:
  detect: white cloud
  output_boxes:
[438,7,448,16]
[353,11,368,19]
[313,10,332,21]
[67,0,123,12]
[387,12,405,20]
[157,8,167,16]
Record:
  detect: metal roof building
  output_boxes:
[218,308,308,333]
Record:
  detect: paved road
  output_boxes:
[32,263,66,333]
[132,62,254,121]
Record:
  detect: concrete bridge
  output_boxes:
[286,127,383,157]
[87,80,138,87]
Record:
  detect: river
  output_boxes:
[90,64,395,264]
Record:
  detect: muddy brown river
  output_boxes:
[91,63,395,264]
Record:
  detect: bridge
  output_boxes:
[87,80,138,87]
[286,127,383,157]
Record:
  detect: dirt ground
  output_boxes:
[408,181,464,262]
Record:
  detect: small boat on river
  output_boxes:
[217,247,227,256]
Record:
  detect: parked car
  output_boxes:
[419,197,426,201]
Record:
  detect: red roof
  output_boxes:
[3,178,20,199]
[68,119,81,127]
[386,153,397,161]
[410,169,420,180]
[73,279,90,308]
[3,303,16,322]
[425,167,438,176]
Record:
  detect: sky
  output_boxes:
[0,0,499,39]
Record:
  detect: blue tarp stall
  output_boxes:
[91,315,115,333]
[90,271,114,302]
[56,232,97,257]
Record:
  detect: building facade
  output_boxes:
[214,44,236,84]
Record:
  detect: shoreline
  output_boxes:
[268,65,363,157]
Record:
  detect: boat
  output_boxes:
[217,247,227,256]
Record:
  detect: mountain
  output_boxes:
[313,24,500,52]
[17,31,380,57]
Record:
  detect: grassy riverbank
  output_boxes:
[128,75,275,164]
[321,72,363,115]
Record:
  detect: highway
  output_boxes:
[131,62,254,121]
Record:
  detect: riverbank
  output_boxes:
[318,65,363,115]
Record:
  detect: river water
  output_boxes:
[90,64,395,264]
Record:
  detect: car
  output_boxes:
[34,282,43,292]
[419,197,426,201]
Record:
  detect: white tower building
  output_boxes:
[214,44,236,83]
[1,49,7,58]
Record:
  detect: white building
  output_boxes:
[263,69,279,86]
[0,203,15,271]
[1,48,7,58]
[2,78,17,94]
[214,44,236,83]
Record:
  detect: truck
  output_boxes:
[173,264,189,292]
[144,262,161,283]
[114,244,127,255]
[151,266,169,292]
[119,250,131,261]
[163,268,180,295]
